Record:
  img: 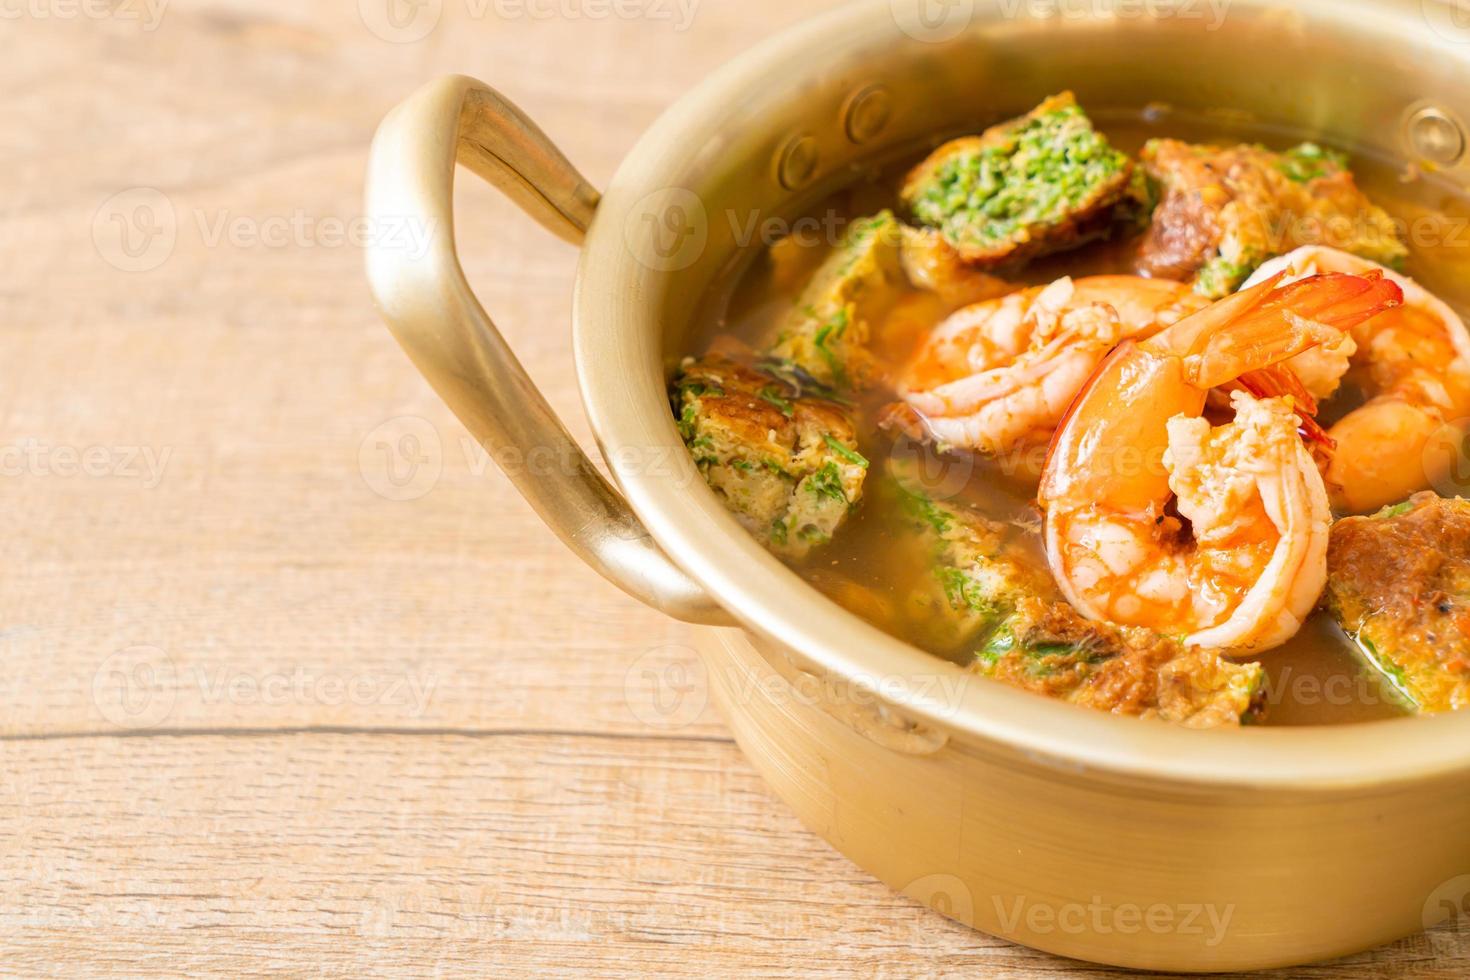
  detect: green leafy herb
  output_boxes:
[805,462,849,505]
[797,525,831,544]
[1276,142,1348,183]
[895,482,954,535]
[676,403,699,442]
[823,435,869,469]
[1194,256,1255,298]
[811,309,851,388]
[1375,499,1418,520]
[753,356,851,406]
[909,103,1129,254]
[770,518,788,547]
[977,624,1018,665]
[757,386,794,417]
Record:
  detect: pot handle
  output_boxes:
[365,75,732,627]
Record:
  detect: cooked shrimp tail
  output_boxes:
[1243,246,1470,513]
[897,275,1207,457]
[1235,366,1334,448]
[1169,271,1400,388]
[1040,273,1402,653]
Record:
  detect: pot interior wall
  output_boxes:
[649,0,1470,366]
[578,0,1470,786]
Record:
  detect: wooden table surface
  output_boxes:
[4,0,1468,975]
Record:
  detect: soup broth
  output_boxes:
[685,105,1470,726]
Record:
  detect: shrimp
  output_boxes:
[896,276,1207,455]
[1040,272,1404,653]
[1242,246,1470,513]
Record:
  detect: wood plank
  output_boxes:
[1,732,1464,978]
[5,0,1470,975]
[0,0,845,737]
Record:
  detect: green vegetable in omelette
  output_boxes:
[1326,493,1470,713]
[900,92,1134,267]
[890,463,1264,727]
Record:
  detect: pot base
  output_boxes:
[696,627,1468,971]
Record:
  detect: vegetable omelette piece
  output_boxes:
[892,474,1052,650]
[891,470,1265,727]
[1326,493,1470,712]
[673,353,869,560]
[977,597,1266,729]
[766,210,907,390]
[901,92,1134,268]
[896,225,1015,307]
[1138,139,1408,298]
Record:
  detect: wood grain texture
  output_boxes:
[2,0,1468,975]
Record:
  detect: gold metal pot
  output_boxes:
[365,1,1470,969]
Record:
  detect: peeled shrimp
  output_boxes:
[897,276,1206,455]
[1040,272,1403,653]
[1242,246,1470,513]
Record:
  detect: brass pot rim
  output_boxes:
[574,0,1470,789]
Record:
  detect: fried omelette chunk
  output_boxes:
[1139,139,1407,298]
[673,354,869,560]
[767,210,907,390]
[892,471,1265,727]
[977,598,1266,729]
[892,474,1052,651]
[901,93,1134,269]
[1326,493,1470,712]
